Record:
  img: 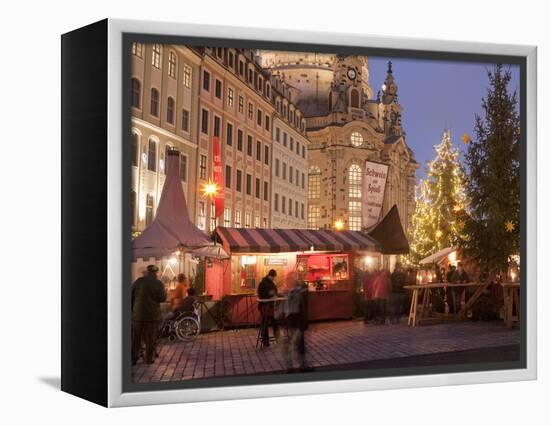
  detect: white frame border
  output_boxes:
[107,18,537,407]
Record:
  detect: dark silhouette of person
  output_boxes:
[132,265,166,365]
[257,269,279,346]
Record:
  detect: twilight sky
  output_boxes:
[368,57,520,181]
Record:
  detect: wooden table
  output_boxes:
[404,282,490,327]
[501,282,520,328]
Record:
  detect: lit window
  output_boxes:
[228,88,234,106]
[235,210,241,227]
[308,205,320,229]
[198,202,206,230]
[254,215,260,228]
[151,44,161,69]
[308,166,321,198]
[348,164,362,198]
[350,131,363,147]
[164,145,172,175]
[348,201,362,231]
[245,212,251,228]
[224,208,231,227]
[168,51,177,78]
[132,42,143,57]
[183,65,192,88]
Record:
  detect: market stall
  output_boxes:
[206,227,381,325]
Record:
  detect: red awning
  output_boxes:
[215,227,380,254]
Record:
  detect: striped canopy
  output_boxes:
[215,227,381,254]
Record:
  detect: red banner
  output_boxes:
[212,136,224,218]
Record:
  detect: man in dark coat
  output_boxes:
[257,269,279,346]
[132,265,167,365]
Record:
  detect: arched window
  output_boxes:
[145,194,154,226]
[168,51,177,78]
[147,139,157,171]
[350,131,363,147]
[131,78,141,108]
[348,164,362,230]
[166,97,175,124]
[350,89,359,108]
[150,88,159,116]
[131,132,139,167]
[130,190,137,228]
[308,166,321,199]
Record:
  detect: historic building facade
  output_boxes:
[195,47,275,232]
[259,52,418,233]
[130,42,201,234]
[270,75,310,228]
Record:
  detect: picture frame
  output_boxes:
[61,18,537,407]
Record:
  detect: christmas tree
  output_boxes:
[460,65,520,275]
[405,130,467,265]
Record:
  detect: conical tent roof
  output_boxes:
[133,149,212,259]
[367,204,410,254]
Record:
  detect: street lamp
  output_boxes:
[334,219,344,230]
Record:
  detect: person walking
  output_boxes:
[132,265,167,365]
[257,269,279,347]
[283,277,311,372]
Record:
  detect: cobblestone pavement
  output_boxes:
[132,320,520,383]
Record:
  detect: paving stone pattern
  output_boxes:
[132,320,520,383]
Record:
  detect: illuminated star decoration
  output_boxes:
[334,219,344,230]
[504,220,515,233]
[462,133,471,144]
[435,230,443,238]
[200,179,221,199]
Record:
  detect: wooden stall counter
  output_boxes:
[307,289,354,321]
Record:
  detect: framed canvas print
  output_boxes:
[61,18,537,407]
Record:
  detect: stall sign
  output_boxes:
[264,257,287,266]
[362,161,389,228]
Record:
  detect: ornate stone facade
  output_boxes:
[259,52,418,233]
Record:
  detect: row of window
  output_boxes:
[274,127,307,159]
[273,194,306,220]
[274,97,306,131]
[222,208,268,229]
[201,110,271,164]
[132,43,192,84]
[131,79,192,133]
[223,165,270,201]
[202,71,271,132]
[132,132,188,182]
[274,159,306,189]
[206,47,272,101]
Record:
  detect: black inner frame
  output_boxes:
[122,32,527,394]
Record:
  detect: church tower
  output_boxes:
[379,61,404,137]
[329,55,374,116]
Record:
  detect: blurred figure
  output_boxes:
[257,269,279,347]
[172,286,197,315]
[132,265,167,365]
[283,276,311,372]
[171,273,189,310]
[371,269,391,324]
[389,263,406,323]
